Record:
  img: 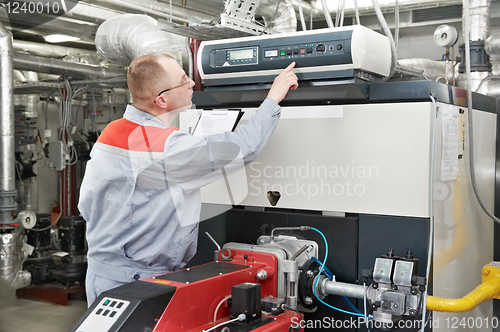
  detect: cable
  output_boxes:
[363,282,370,330]
[311,256,333,280]
[202,313,245,332]
[213,295,231,323]
[297,0,307,31]
[354,0,360,25]
[28,209,62,232]
[343,296,363,315]
[310,227,364,317]
[311,257,363,315]
[283,305,304,321]
[371,0,398,79]
[321,0,334,28]
[395,0,399,49]
[419,95,438,331]
[259,0,281,35]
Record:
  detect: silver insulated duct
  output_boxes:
[0,233,31,289]
[258,0,297,34]
[95,14,188,67]
[0,22,16,226]
[467,0,491,41]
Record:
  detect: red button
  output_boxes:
[300,49,306,54]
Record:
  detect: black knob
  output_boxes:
[337,44,343,50]
[316,44,326,54]
[406,250,414,259]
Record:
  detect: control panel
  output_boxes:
[198,25,391,86]
[75,297,130,332]
[210,46,258,67]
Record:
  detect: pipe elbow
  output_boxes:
[426,295,476,313]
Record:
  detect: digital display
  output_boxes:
[229,49,254,60]
[265,50,278,57]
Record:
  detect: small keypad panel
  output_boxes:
[75,297,130,332]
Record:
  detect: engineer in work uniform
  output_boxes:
[78,53,298,306]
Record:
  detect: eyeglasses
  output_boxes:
[157,75,190,97]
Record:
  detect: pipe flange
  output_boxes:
[0,190,17,211]
[298,259,320,310]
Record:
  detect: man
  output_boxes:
[78,53,298,306]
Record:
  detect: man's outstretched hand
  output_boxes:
[267,62,299,104]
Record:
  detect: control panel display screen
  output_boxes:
[229,49,254,60]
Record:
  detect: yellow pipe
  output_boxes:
[426,264,500,312]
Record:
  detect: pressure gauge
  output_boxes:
[433,25,459,48]
[17,210,37,229]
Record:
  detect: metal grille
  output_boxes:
[412,5,462,23]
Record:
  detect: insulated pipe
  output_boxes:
[13,40,99,59]
[95,14,187,66]
[90,0,215,23]
[0,233,31,289]
[398,58,454,83]
[468,0,491,41]
[13,52,126,79]
[0,10,97,43]
[258,0,297,34]
[485,34,500,55]
[0,21,15,224]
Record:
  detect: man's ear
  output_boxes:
[155,94,168,108]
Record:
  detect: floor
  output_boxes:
[0,284,87,332]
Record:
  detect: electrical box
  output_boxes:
[47,141,65,171]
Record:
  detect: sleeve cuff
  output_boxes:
[261,98,281,118]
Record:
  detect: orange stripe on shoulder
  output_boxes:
[97,118,178,152]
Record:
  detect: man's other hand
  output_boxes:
[267,62,299,104]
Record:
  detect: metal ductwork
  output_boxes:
[95,14,188,68]
[258,0,297,34]
[13,52,126,79]
[398,58,454,83]
[0,21,16,226]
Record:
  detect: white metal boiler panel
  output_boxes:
[201,102,433,218]
[432,106,496,332]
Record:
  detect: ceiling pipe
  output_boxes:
[13,40,99,59]
[314,0,463,17]
[13,52,126,79]
[89,0,216,23]
[0,9,98,43]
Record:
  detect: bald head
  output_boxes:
[127,53,177,103]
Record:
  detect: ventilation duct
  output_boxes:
[95,14,188,69]
[257,0,297,33]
